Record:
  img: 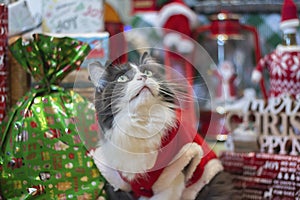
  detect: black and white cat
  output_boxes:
[88,52,236,200]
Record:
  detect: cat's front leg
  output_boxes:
[145,172,185,200]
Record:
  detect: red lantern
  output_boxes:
[195,11,264,100]
[194,11,263,140]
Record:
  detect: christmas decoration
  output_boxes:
[157,0,198,127]
[193,11,262,141]
[0,34,107,199]
[226,95,300,155]
[252,0,300,99]
[252,46,300,98]
[279,0,299,31]
[158,0,197,55]
[0,4,8,123]
[195,10,263,101]
[213,61,237,102]
[220,151,300,199]
[42,0,104,33]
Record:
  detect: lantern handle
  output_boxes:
[193,25,212,39]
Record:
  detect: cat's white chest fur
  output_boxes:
[95,101,176,181]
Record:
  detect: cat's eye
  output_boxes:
[117,75,129,82]
[144,70,153,77]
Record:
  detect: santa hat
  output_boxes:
[157,0,197,53]
[157,0,198,30]
[280,0,300,33]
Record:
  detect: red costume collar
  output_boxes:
[119,110,217,198]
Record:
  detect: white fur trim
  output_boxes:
[146,173,185,200]
[276,44,300,52]
[282,27,298,34]
[163,33,195,53]
[251,69,262,83]
[158,3,198,29]
[280,19,300,30]
[152,142,203,194]
[182,159,224,200]
[92,149,131,191]
[163,32,181,47]
[177,39,194,53]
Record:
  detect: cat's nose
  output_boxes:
[137,74,147,81]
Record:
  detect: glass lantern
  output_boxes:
[194,11,262,141]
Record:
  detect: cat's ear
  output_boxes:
[140,51,155,65]
[88,62,106,90]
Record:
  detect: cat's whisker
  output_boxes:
[95,98,122,111]
[162,75,205,82]
[159,81,208,90]
[163,93,211,102]
[159,90,195,104]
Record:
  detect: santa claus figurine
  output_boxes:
[214,61,237,102]
[157,0,197,54]
[251,0,300,99]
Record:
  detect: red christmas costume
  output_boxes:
[120,117,218,198]
[93,110,223,199]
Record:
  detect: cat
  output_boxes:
[88,52,237,200]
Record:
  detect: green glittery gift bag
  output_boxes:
[0,34,107,199]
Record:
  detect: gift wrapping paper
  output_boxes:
[0,34,107,199]
[220,151,300,199]
[44,32,109,99]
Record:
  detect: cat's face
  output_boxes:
[88,53,176,132]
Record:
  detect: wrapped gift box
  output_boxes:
[220,151,300,199]
[42,0,104,33]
